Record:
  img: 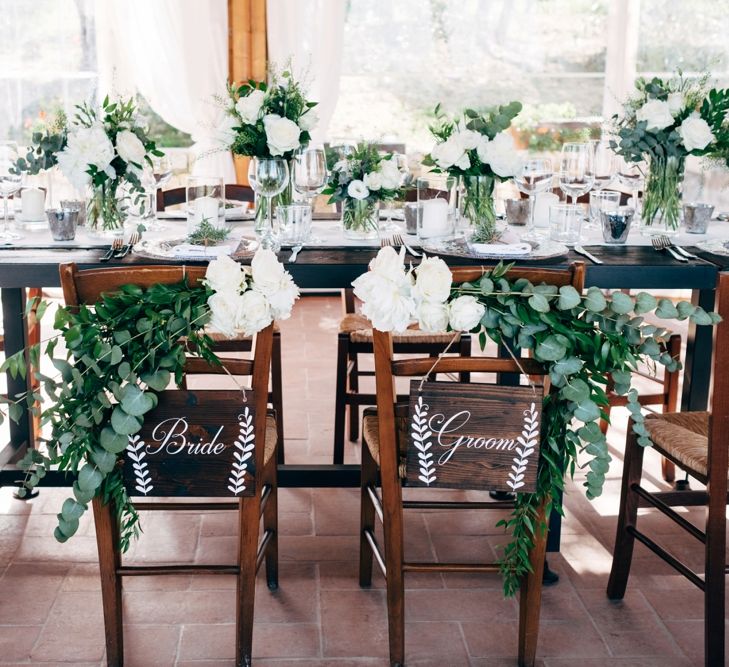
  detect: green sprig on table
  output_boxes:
[187,219,231,246]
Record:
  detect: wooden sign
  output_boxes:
[123,390,257,497]
[405,381,541,493]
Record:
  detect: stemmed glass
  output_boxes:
[591,140,616,191]
[616,158,646,216]
[513,158,553,242]
[381,153,410,233]
[559,142,594,203]
[293,147,328,205]
[143,154,173,231]
[0,142,23,241]
[248,157,289,252]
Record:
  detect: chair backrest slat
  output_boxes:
[156,184,255,211]
[391,356,545,377]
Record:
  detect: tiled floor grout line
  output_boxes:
[314,562,324,659]
[637,586,692,659]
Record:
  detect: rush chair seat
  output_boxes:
[607,271,729,667]
[60,263,280,666]
[360,262,585,667]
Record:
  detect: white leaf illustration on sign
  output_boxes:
[411,396,436,485]
[228,408,255,495]
[507,402,539,492]
[126,434,153,495]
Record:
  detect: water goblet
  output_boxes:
[559,142,594,203]
[0,142,23,240]
[293,147,328,205]
[591,140,616,191]
[248,157,289,252]
[513,158,553,242]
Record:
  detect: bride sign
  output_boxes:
[405,381,541,493]
[122,390,258,497]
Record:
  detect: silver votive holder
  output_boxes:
[47,208,78,241]
[404,202,420,234]
[599,206,635,244]
[59,199,86,226]
[504,198,530,226]
[683,203,714,234]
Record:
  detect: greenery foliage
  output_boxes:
[11,109,68,176]
[187,219,231,246]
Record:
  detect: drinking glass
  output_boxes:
[0,142,23,240]
[185,176,224,236]
[588,190,620,229]
[591,140,616,191]
[293,148,328,204]
[513,158,553,242]
[616,159,646,215]
[549,204,583,246]
[278,204,312,244]
[559,143,594,203]
[143,154,173,231]
[248,157,289,252]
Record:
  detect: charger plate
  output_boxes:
[133,237,257,261]
[420,236,569,262]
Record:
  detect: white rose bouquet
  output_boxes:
[205,250,299,338]
[612,71,729,230]
[54,96,162,233]
[322,142,407,239]
[423,101,523,243]
[351,246,482,333]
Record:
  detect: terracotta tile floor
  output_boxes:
[0,295,727,666]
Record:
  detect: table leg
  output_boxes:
[0,288,32,466]
[680,288,714,412]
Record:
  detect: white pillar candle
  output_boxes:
[533,192,559,230]
[190,195,221,229]
[21,188,45,221]
[418,198,450,238]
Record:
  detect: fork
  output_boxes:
[380,236,394,248]
[659,235,698,260]
[100,238,124,263]
[392,232,421,257]
[118,232,140,258]
[651,236,688,262]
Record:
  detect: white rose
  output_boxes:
[456,129,481,150]
[379,158,403,190]
[448,295,485,332]
[477,131,520,177]
[667,92,685,116]
[263,114,301,156]
[251,248,286,296]
[235,89,265,124]
[417,301,450,333]
[266,273,300,320]
[431,136,470,171]
[216,112,238,149]
[207,291,245,338]
[368,245,408,283]
[347,179,370,200]
[413,255,452,303]
[205,255,246,295]
[363,171,383,191]
[298,108,319,132]
[359,274,416,332]
[57,122,115,190]
[678,113,715,152]
[635,99,674,131]
[115,129,146,166]
[236,289,273,336]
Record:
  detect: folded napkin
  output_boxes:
[172,243,236,258]
[469,242,532,256]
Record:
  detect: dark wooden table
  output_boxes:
[0,243,721,552]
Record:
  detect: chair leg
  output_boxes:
[263,457,279,591]
[271,331,285,464]
[382,487,405,666]
[359,439,377,587]
[606,426,645,600]
[518,498,549,667]
[458,335,471,383]
[333,334,349,464]
[348,352,360,442]
[236,495,261,667]
[92,497,123,667]
[704,482,727,665]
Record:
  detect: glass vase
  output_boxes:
[460,175,497,242]
[87,182,126,237]
[639,155,685,237]
[342,198,379,240]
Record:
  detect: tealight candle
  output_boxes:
[21,187,45,221]
[418,198,450,238]
[533,192,559,231]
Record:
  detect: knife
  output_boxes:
[573,244,603,264]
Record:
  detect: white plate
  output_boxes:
[421,236,569,262]
[695,238,729,256]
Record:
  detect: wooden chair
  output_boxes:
[155,187,285,462]
[59,263,279,666]
[360,262,586,667]
[156,183,255,210]
[333,302,471,463]
[607,271,729,667]
[601,333,682,483]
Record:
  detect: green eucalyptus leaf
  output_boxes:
[557,285,581,310]
[110,406,142,435]
[61,498,86,521]
[634,291,658,314]
[655,298,679,319]
[561,378,591,404]
[140,369,170,392]
[91,447,117,473]
[535,335,567,362]
[690,307,713,326]
[528,293,550,313]
[57,515,79,538]
[73,481,96,504]
[584,287,607,312]
[100,426,129,453]
[574,400,600,422]
[119,384,155,416]
[54,526,70,543]
[77,464,103,492]
[610,292,634,314]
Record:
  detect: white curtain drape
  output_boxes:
[95,0,235,182]
[602,0,641,120]
[266,0,346,145]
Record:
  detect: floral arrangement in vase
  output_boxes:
[612,71,729,233]
[12,108,68,176]
[423,101,523,242]
[53,96,162,234]
[322,142,406,239]
[216,66,318,229]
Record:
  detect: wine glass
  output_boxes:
[513,158,553,242]
[381,153,410,233]
[591,140,616,191]
[293,147,328,205]
[559,142,594,203]
[144,154,173,231]
[616,158,646,216]
[248,157,289,252]
[0,142,23,241]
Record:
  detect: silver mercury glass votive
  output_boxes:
[47,208,78,241]
[599,206,635,244]
[683,203,714,234]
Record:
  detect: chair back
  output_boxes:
[59,263,274,497]
[156,184,255,211]
[371,262,585,490]
[708,272,729,486]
